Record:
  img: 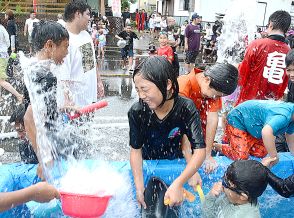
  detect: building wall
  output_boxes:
[171,0,294,24]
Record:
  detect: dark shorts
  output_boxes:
[154,27,161,31]
[185,50,199,64]
[121,47,134,59]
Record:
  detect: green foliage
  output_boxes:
[15,5,23,14]
[121,0,130,10]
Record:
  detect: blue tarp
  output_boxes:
[0,153,294,217]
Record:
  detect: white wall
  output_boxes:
[172,0,293,24]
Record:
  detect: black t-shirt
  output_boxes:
[118,31,138,48]
[122,12,130,21]
[128,96,205,160]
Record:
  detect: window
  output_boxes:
[179,0,189,11]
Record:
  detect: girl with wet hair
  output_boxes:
[128,56,206,209]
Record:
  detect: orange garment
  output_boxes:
[178,68,222,135]
[221,124,267,160]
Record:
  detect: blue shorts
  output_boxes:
[121,47,134,59]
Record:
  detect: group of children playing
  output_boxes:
[0,8,294,218]
[91,23,107,59]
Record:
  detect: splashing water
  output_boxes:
[216,0,257,65]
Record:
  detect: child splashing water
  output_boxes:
[22,20,79,182]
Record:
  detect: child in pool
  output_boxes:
[178,63,238,173]
[202,160,268,218]
[128,56,206,208]
[213,100,294,165]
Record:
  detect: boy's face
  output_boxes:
[126,26,132,33]
[52,39,69,65]
[159,34,168,46]
[222,176,247,204]
[286,65,294,82]
[200,76,223,98]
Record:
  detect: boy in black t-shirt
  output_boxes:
[115,25,138,70]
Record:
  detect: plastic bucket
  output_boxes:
[60,192,111,218]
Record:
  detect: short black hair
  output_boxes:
[204,63,238,95]
[226,160,268,205]
[286,49,294,67]
[64,0,91,22]
[133,56,179,107]
[9,104,26,123]
[31,20,69,53]
[268,10,291,34]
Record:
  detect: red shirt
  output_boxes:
[157,46,174,63]
[236,37,290,105]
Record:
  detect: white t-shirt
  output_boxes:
[59,30,97,107]
[25,18,40,36]
[0,25,10,53]
[57,19,66,27]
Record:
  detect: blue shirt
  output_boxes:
[227,100,294,139]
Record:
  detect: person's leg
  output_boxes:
[98,47,101,58]
[101,46,105,58]
[221,125,252,160]
[128,48,134,70]
[184,51,192,73]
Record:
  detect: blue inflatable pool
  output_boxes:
[0,153,294,217]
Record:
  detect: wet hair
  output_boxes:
[31,20,69,53]
[6,9,14,20]
[133,56,179,107]
[64,0,91,22]
[225,160,268,205]
[9,104,26,124]
[268,10,291,34]
[204,63,238,95]
[286,49,294,67]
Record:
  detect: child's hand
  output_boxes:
[213,143,223,152]
[136,189,146,209]
[209,182,223,197]
[164,182,184,207]
[261,156,279,168]
[16,94,24,103]
[188,172,202,191]
[30,182,60,203]
[204,156,218,173]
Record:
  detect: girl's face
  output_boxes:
[286,64,294,82]
[134,73,163,110]
[51,39,69,65]
[159,34,168,46]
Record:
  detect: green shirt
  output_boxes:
[201,194,261,218]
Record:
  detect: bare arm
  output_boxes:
[115,35,123,40]
[184,37,188,50]
[24,23,28,36]
[0,80,23,102]
[130,148,146,208]
[205,112,218,159]
[0,182,59,212]
[262,125,278,163]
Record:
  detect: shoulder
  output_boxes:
[128,101,144,116]
[176,96,197,112]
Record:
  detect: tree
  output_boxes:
[121,0,137,10]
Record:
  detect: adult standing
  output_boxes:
[184,13,201,73]
[236,10,291,105]
[24,11,39,54]
[5,10,17,54]
[60,0,104,107]
[121,7,130,27]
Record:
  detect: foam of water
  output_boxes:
[217,0,257,64]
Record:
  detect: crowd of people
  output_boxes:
[0,0,293,217]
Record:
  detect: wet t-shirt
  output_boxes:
[128,96,205,160]
[227,100,294,139]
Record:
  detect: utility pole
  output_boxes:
[100,0,105,16]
